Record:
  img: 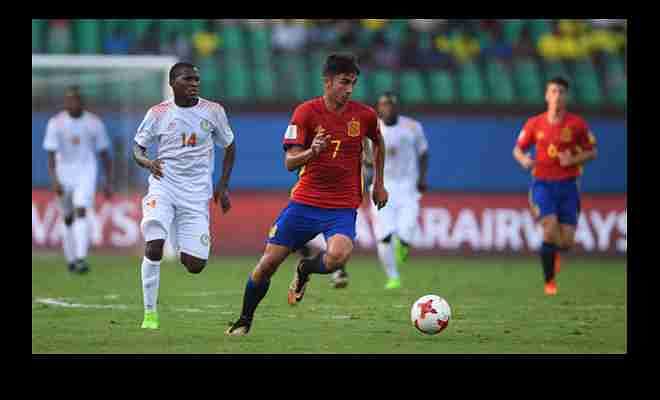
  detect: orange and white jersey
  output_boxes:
[43,110,109,187]
[378,115,428,191]
[134,97,235,203]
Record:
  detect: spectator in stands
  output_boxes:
[193,20,220,58]
[48,19,73,53]
[162,31,192,60]
[371,30,400,70]
[450,30,480,64]
[537,23,563,60]
[134,23,160,55]
[480,22,513,64]
[103,25,132,55]
[308,19,337,49]
[513,24,536,59]
[335,20,360,51]
[272,19,307,54]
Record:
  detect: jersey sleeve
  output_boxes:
[134,108,158,147]
[283,104,310,151]
[413,120,429,155]
[365,108,380,142]
[213,105,235,148]
[94,118,110,152]
[516,118,536,151]
[42,117,59,151]
[576,118,596,151]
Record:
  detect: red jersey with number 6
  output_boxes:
[282,97,380,209]
[516,111,597,180]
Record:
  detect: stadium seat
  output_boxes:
[254,64,276,101]
[502,20,525,45]
[529,19,553,43]
[385,19,408,45]
[222,54,251,102]
[543,60,570,83]
[135,73,164,104]
[351,71,368,102]
[399,70,427,104]
[76,20,101,54]
[485,61,516,104]
[308,51,325,98]
[370,69,395,97]
[132,19,154,41]
[33,20,44,53]
[458,62,486,104]
[573,60,603,106]
[158,19,189,45]
[221,24,245,51]
[606,56,627,107]
[249,26,272,65]
[428,70,455,104]
[198,57,221,101]
[513,59,544,104]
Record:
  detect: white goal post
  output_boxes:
[32,54,179,100]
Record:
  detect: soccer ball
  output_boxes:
[410,295,451,335]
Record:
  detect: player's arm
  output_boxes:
[369,128,388,209]
[418,151,429,192]
[513,123,536,170]
[284,135,329,171]
[559,128,598,167]
[132,142,163,179]
[99,150,113,197]
[513,146,535,169]
[46,151,62,196]
[214,140,235,213]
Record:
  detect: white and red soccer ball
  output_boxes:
[411,295,451,335]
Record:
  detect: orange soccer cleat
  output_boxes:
[544,280,558,296]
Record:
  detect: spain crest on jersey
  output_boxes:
[536,131,544,141]
[347,119,360,137]
[560,127,572,142]
[200,119,212,133]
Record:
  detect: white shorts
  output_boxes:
[58,176,96,217]
[371,186,420,243]
[140,185,211,260]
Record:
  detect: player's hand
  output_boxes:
[52,180,63,196]
[417,180,428,193]
[520,156,535,170]
[558,150,574,167]
[214,187,231,214]
[103,182,113,199]
[311,134,330,157]
[372,185,388,210]
[148,159,164,180]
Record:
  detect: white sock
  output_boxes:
[62,223,76,264]
[377,241,399,280]
[72,217,88,260]
[141,257,161,313]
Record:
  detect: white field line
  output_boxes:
[35,298,130,310]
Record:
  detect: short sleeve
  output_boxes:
[413,120,429,155]
[516,118,536,151]
[283,104,310,151]
[94,118,110,152]
[134,108,158,147]
[43,117,59,151]
[365,109,380,142]
[213,105,235,148]
[576,118,596,151]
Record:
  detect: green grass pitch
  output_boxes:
[32,252,626,354]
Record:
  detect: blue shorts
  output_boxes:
[266,201,357,251]
[529,178,581,226]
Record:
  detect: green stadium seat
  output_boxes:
[605,56,626,107]
[543,60,570,83]
[33,20,44,53]
[250,27,272,66]
[308,51,325,98]
[428,70,455,104]
[529,19,553,43]
[135,73,164,104]
[198,57,221,101]
[277,54,307,101]
[132,19,154,40]
[502,20,524,45]
[370,69,395,97]
[47,21,73,54]
[458,62,486,104]
[385,19,408,45]
[221,24,245,51]
[222,54,251,102]
[513,59,544,104]
[254,64,275,101]
[351,72,368,102]
[399,70,427,104]
[76,20,101,54]
[573,60,603,106]
[189,19,206,34]
[158,19,188,44]
[486,61,515,104]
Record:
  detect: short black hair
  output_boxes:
[169,62,197,83]
[547,76,569,90]
[65,85,81,97]
[323,53,360,78]
[379,91,398,104]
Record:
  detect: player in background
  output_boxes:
[366,92,429,289]
[513,77,598,295]
[133,62,236,329]
[43,86,113,274]
[226,54,388,336]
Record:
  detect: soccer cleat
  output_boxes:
[288,261,310,305]
[385,278,401,289]
[225,317,252,336]
[394,237,409,265]
[75,259,90,274]
[544,280,558,296]
[330,269,349,289]
[554,252,561,275]
[67,263,77,273]
[141,310,160,329]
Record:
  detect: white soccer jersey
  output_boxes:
[134,97,235,203]
[42,110,110,187]
[378,115,429,187]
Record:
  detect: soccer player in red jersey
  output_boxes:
[513,77,598,295]
[226,54,388,335]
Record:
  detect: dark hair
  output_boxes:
[323,53,360,77]
[547,76,569,90]
[169,62,197,83]
[379,91,398,104]
[65,85,81,97]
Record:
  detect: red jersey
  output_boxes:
[516,111,597,180]
[282,97,380,209]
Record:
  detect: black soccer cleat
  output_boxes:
[225,316,252,336]
[75,259,90,274]
[67,263,77,273]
